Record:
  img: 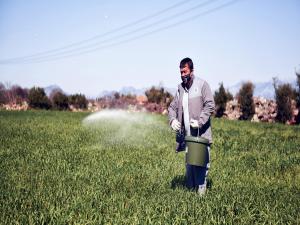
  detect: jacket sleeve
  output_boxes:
[168,88,179,126]
[198,81,215,127]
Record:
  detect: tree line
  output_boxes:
[214,72,300,124]
[1,72,300,125]
[0,83,88,110]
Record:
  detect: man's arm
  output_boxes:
[198,81,215,127]
[168,89,179,126]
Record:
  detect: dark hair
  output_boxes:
[179,57,193,71]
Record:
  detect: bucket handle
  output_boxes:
[180,124,200,137]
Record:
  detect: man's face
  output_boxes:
[180,64,191,78]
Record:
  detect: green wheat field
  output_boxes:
[0,110,299,224]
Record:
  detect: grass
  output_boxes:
[0,110,299,224]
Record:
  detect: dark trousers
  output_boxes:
[185,146,210,189]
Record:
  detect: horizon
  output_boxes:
[2,75,298,100]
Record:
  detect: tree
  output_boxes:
[273,79,294,123]
[145,86,173,107]
[28,87,52,109]
[69,94,87,109]
[49,88,63,102]
[238,82,255,120]
[0,82,8,104]
[214,82,228,117]
[295,67,300,124]
[145,86,163,104]
[52,92,69,110]
[10,85,28,104]
[226,89,234,101]
[114,92,120,100]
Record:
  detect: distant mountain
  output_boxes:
[98,86,177,98]
[44,85,65,97]
[119,86,147,96]
[45,78,297,100]
[100,78,297,100]
[99,79,294,100]
[98,86,145,97]
[227,78,297,99]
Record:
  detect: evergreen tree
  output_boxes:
[273,79,294,123]
[295,67,300,124]
[238,82,255,120]
[53,92,69,110]
[69,94,87,109]
[28,87,52,109]
[214,82,228,117]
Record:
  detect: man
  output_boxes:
[168,57,215,195]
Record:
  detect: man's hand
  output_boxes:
[190,119,199,128]
[171,119,181,131]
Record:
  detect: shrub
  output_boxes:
[69,94,87,109]
[121,93,136,100]
[52,92,69,110]
[28,87,52,109]
[238,82,255,120]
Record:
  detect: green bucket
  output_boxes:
[185,136,209,167]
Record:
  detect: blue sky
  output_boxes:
[0,0,299,97]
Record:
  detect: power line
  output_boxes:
[1,0,242,64]
[2,0,219,64]
[2,0,240,64]
[0,0,194,63]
